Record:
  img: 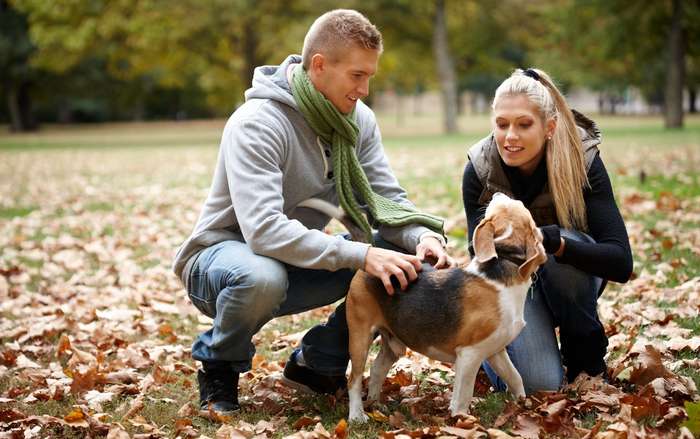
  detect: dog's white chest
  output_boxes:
[499,282,530,339]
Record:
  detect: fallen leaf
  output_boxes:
[629,344,672,386]
[367,409,389,422]
[334,418,348,439]
[389,411,406,429]
[293,415,318,430]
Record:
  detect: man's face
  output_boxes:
[309,46,379,114]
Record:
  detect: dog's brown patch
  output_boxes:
[450,278,500,349]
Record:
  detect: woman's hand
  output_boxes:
[416,236,455,269]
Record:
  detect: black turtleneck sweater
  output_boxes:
[462,154,633,283]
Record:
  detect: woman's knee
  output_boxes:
[521,367,564,394]
[541,260,601,306]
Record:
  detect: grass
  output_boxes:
[0,113,698,436]
[677,316,700,336]
[472,392,509,426]
[0,206,35,218]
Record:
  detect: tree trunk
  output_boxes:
[432,0,458,133]
[664,0,684,128]
[7,81,37,132]
[242,19,261,89]
[689,87,697,113]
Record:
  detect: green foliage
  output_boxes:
[682,401,700,436]
[2,0,700,124]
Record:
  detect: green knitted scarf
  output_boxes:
[291,65,444,243]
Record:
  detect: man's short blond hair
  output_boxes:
[301,9,383,69]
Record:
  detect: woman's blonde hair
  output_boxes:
[492,68,590,231]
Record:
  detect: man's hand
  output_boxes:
[363,247,423,295]
[416,236,455,269]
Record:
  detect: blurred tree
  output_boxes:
[363,0,437,105]
[433,0,458,133]
[665,0,684,128]
[8,0,696,126]
[449,0,531,113]
[0,0,38,131]
[527,0,697,127]
[363,0,460,133]
[12,0,321,116]
[681,0,699,114]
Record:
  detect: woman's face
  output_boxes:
[492,94,555,175]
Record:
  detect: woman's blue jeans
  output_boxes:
[483,229,605,394]
[185,235,403,376]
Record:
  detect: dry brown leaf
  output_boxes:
[510,414,542,439]
[106,425,132,439]
[216,424,251,439]
[485,429,516,438]
[334,418,348,439]
[389,369,413,387]
[69,365,103,394]
[293,415,319,430]
[629,344,673,386]
[389,411,406,429]
[367,409,389,422]
[104,369,140,384]
[175,418,199,438]
[0,408,27,423]
[177,401,196,418]
[440,425,486,438]
[63,407,89,428]
[56,334,72,357]
[123,395,145,419]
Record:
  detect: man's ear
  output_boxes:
[473,220,497,263]
[310,53,325,74]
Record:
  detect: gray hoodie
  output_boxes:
[172,55,432,281]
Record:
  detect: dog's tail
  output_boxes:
[297,198,370,243]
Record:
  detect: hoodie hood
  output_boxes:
[572,109,602,149]
[244,54,301,109]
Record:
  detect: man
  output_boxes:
[173,9,452,415]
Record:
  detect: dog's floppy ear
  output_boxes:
[473,219,497,263]
[518,232,547,278]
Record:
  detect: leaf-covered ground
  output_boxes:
[0,115,699,438]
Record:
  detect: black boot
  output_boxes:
[561,335,608,383]
[282,351,347,395]
[198,361,240,415]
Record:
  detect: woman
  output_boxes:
[462,68,633,393]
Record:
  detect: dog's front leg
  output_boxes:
[449,347,482,416]
[486,349,525,398]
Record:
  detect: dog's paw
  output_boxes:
[349,409,369,423]
[449,402,470,418]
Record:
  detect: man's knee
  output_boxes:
[211,259,289,313]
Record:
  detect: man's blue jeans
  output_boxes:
[483,229,605,394]
[185,235,403,376]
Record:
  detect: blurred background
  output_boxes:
[2,0,698,133]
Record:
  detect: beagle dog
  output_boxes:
[299,193,547,422]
